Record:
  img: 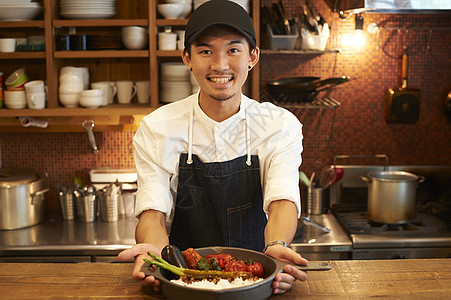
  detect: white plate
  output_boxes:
[60,11,116,19]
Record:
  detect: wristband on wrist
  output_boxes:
[263,240,287,252]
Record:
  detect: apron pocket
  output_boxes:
[227,202,253,249]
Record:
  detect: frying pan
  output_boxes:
[385,49,421,123]
[265,76,350,103]
[141,246,331,300]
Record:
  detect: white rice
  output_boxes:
[171,277,264,290]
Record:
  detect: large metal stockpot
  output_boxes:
[362,171,424,224]
[0,168,48,230]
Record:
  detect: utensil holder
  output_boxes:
[76,194,97,222]
[99,191,119,222]
[59,191,75,220]
[307,187,324,215]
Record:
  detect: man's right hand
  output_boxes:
[117,243,163,292]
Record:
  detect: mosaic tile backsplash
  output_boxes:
[1,0,450,216]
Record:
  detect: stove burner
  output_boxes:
[332,204,449,236]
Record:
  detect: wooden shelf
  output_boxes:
[53,19,148,27]
[156,50,183,57]
[54,50,149,58]
[0,104,155,117]
[155,19,188,26]
[0,20,44,28]
[0,52,46,59]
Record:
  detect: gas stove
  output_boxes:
[328,161,451,259]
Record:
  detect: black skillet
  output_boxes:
[141,246,331,300]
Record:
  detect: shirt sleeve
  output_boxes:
[133,117,174,219]
[261,110,303,217]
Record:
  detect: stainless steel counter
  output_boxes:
[290,213,352,260]
[0,215,138,262]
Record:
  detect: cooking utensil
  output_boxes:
[260,5,279,35]
[319,167,336,189]
[299,171,310,186]
[444,90,451,120]
[272,2,289,35]
[385,48,421,123]
[161,244,188,269]
[0,168,48,230]
[301,216,331,233]
[82,119,99,154]
[142,247,331,300]
[265,76,351,103]
[277,1,291,35]
[362,171,425,224]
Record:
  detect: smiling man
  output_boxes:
[118,0,307,294]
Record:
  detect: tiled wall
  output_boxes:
[1,0,450,216]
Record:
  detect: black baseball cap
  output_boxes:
[184,0,256,49]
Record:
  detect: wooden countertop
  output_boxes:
[0,259,450,299]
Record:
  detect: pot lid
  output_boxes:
[369,171,418,182]
[0,168,39,187]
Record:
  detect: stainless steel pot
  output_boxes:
[0,168,49,230]
[362,171,424,224]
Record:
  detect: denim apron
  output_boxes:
[169,99,267,252]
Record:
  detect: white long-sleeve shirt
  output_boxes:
[134,93,303,222]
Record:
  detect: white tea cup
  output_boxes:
[25,80,46,94]
[116,80,137,104]
[91,81,117,106]
[0,38,16,53]
[135,80,150,104]
[26,92,46,109]
[158,32,177,50]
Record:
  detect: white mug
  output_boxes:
[0,38,16,53]
[135,80,150,104]
[158,32,177,50]
[25,80,46,94]
[27,92,46,109]
[116,81,137,104]
[91,81,117,106]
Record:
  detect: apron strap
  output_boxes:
[187,98,194,165]
[187,95,252,166]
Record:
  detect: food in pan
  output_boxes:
[144,248,265,289]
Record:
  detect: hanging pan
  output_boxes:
[385,49,421,123]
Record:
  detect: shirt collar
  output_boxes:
[193,93,246,127]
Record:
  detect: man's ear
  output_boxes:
[181,49,191,69]
[249,46,260,69]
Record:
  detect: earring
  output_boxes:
[189,67,193,71]
[248,66,252,71]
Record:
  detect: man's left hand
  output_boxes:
[265,244,308,294]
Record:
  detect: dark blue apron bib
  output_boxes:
[169,153,267,252]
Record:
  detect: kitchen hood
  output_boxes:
[325,0,451,15]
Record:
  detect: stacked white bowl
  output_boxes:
[4,90,27,109]
[160,62,192,103]
[0,1,43,21]
[59,66,85,108]
[79,89,104,108]
[59,0,116,20]
[122,26,148,50]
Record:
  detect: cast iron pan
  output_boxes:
[141,246,331,300]
[265,76,350,103]
[385,49,421,123]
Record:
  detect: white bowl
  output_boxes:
[122,36,148,50]
[59,93,79,108]
[59,82,83,94]
[157,3,184,19]
[80,89,103,97]
[0,3,42,21]
[79,96,103,108]
[121,26,147,36]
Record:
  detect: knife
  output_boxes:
[293,261,332,271]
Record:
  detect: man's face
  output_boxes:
[183,26,259,103]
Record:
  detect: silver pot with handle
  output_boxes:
[361,171,424,224]
[0,168,48,230]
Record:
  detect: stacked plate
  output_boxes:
[193,0,250,13]
[60,0,116,19]
[160,62,192,104]
[0,1,42,21]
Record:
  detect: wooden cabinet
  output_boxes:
[0,0,261,131]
